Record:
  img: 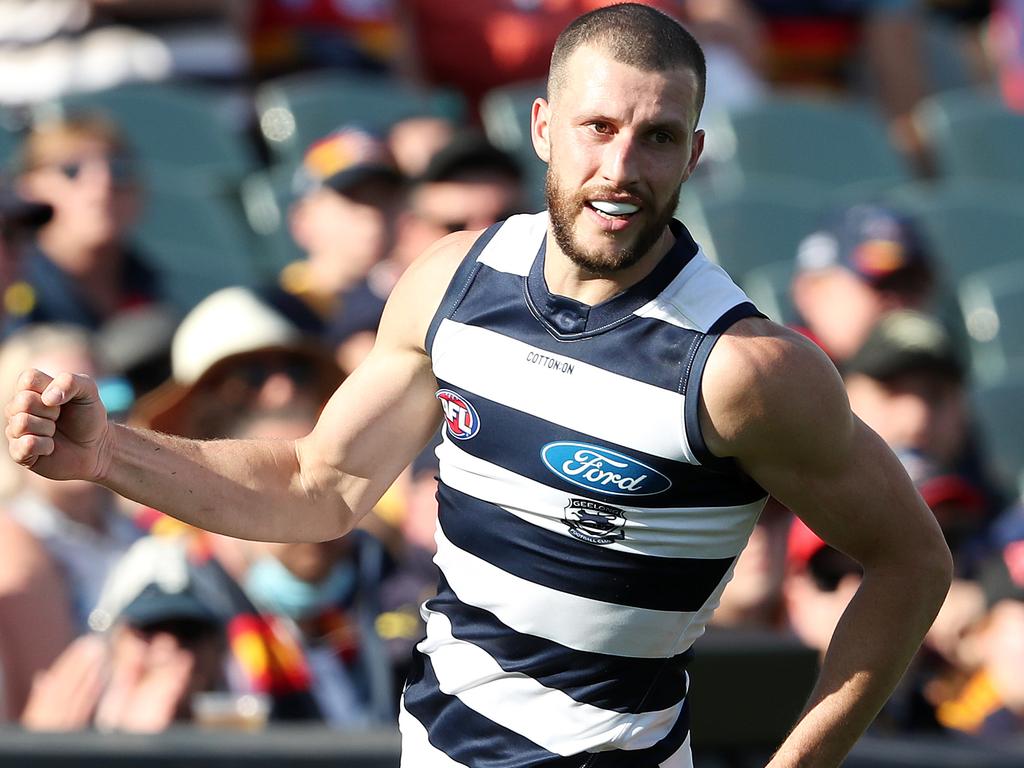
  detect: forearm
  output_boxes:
[98,423,352,542]
[769,559,951,767]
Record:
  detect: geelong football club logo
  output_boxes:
[541,442,672,496]
[436,389,480,440]
[563,498,627,545]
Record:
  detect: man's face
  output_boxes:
[289,178,399,292]
[396,173,522,267]
[21,137,139,252]
[533,45,704,274]
[846,370,968,466]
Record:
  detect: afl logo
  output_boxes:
[541,442,671,496]
[436,390,480,440]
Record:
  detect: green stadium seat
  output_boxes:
[679,176,826,283]
[480,80,547,211]
[959,261,1024,385]
[238,164,304,276]
[255,72,466,164]
[915,88,1024,185]
[740,260,798,325]
[886,181,1024,284]
[131,179,260,311]
[42,82,258,186]
[705,97,911,188]
[970,370,1024,497]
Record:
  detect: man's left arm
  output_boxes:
[699,319,953,768]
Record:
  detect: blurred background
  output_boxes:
[0,1,1022,766]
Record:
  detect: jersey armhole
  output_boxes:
[424,222,503,355]
[683,301,765,468]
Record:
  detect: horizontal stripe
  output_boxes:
[433,319,692,462]
[428,576,691,713]
[433,384,767,508]
[437,437,767,559]
[438,484,735,612]
[475,212,547,277]
[399,696,470,768]
[446,266,701,394]
[633,255,755,334]
[433,526,701,658]
[419,610,684,754]
[660,734,693,768]
[404,652,691,767]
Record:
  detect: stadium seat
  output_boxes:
[0,116,19,171]
[40,82,258,186]
[969,370,1024,497]
[704,97,911,188]
[915,88,1024,185]
[886,180,1024,284]
[740,260,798,325]
[239,164,304,275]
[959,261,1024,384]
[680,175,826,283]
[132,179,261,311]
[480,80,547,210]
[255,71,466,164]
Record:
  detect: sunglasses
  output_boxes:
[50,155,136,185]
[416,209,521,234]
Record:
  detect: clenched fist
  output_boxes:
[5,368,111,482]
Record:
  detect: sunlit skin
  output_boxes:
[531,44,704,305]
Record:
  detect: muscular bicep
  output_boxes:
[293,229,478,529]
[701,323,946,570]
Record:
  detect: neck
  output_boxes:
[39,228,124,311]
[542,225,675,306]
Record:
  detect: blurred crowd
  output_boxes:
[0,0,1022,747]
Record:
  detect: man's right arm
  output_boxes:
[6,231,479,543]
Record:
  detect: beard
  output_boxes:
[545,167,680,276]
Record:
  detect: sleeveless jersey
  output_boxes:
[400,212,770,767]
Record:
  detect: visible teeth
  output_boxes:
[591,201,639,216]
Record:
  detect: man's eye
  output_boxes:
[590,122,611,134]
[652,131,675,144]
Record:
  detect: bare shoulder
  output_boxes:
[376,229,487,353]
[699,317,853,465]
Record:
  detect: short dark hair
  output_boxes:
[548,3,706,119]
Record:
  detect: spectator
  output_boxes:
[843,310,970,471]
[130,286,342,440]
[263,125,404,337]
[227,407,394,726]
[0,1,245,106]
[791,203,937,365]
[22,536,233,733]
[328,130,525,373]
[0,324,141,629]
[0,514,75,722]
[10,114,172,336]
[742,0,929,166]
[0,175,51,334]
[387,115,455,179]
[711,500,792,630]
[991,0,1024,110]
[934,506,1024,736]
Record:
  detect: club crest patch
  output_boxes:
[563,498,628,545]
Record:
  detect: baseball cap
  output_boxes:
[293,125,401,197]
[90,537,223,634]
[844,310,966,382]
[0,177,51,231]
[795,204,934,289]
[786,517,862,590]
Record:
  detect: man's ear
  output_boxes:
[531,98,552,164]
[681,129,705,184]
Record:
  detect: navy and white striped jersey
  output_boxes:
[401,212,770,767]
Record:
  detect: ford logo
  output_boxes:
[541,442,672,496]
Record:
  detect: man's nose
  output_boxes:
[599,133,641,187]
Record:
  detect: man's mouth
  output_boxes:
[586,200,640,219]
